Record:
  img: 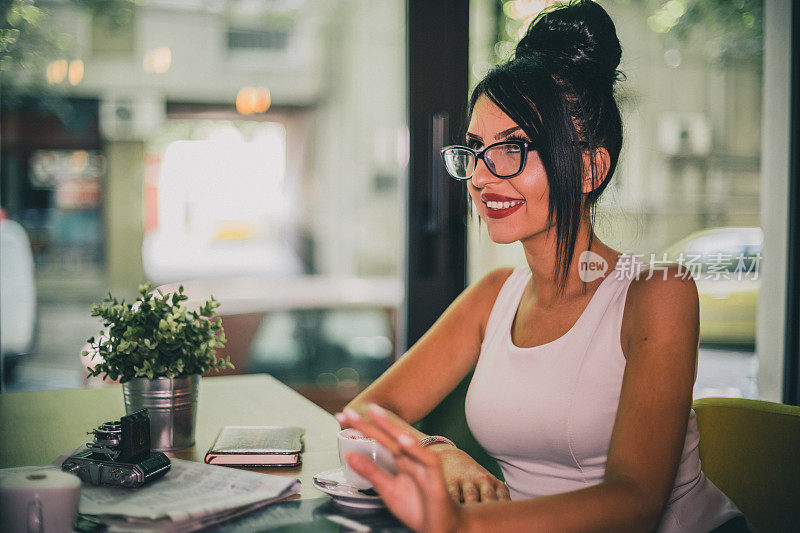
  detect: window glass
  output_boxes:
[1,0,407,412]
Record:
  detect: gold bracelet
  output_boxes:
[418,435,457,448]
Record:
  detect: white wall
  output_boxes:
[55,3,326,106]
[756,0,792,402]
[311,0,407,277]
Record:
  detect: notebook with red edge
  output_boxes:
[204,426,305,467]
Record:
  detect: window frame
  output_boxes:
[782,1,800,405]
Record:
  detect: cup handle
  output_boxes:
[27,498,43,533]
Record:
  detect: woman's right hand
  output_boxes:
[338,404,510,503]
[431,445,510,503]
[338,405,466,533]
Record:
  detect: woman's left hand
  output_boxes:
[337,405,466,533]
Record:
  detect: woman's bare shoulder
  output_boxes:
[465,267,516,307]
[465,267,517,338]
[477,266,516,290]
[621,264,699,359]
[626,263,699,309]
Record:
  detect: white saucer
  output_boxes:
[313,467,385,509]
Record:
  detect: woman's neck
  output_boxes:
[519,220,619,308]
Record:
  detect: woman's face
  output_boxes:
[466,94,551,244]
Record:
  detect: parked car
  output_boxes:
[664,227,762,347]
[0,213,38,374]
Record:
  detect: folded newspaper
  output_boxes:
[1,454,300,532]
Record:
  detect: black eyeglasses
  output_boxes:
[440,139,537,181]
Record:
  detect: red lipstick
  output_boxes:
[480,193,523,202]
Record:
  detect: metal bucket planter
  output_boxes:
[122,375,200,451]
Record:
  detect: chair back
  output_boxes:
[693,397,800,532]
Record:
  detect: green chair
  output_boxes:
[693,397,800,533]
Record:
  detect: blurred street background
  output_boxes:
[1,0,775,410]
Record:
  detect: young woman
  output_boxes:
[337,2,746,531]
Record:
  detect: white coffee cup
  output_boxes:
[0,469,81,533]
[337,428,397,490]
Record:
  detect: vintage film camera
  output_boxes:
[62,410,171,488]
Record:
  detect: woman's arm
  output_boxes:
[344,267,514,502]
[347,267,513,422]
[345,265,700,532]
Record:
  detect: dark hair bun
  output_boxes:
[516,0,622,87]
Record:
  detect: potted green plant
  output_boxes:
[84,284,233,451]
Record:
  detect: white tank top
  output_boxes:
[465,256,742,532]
